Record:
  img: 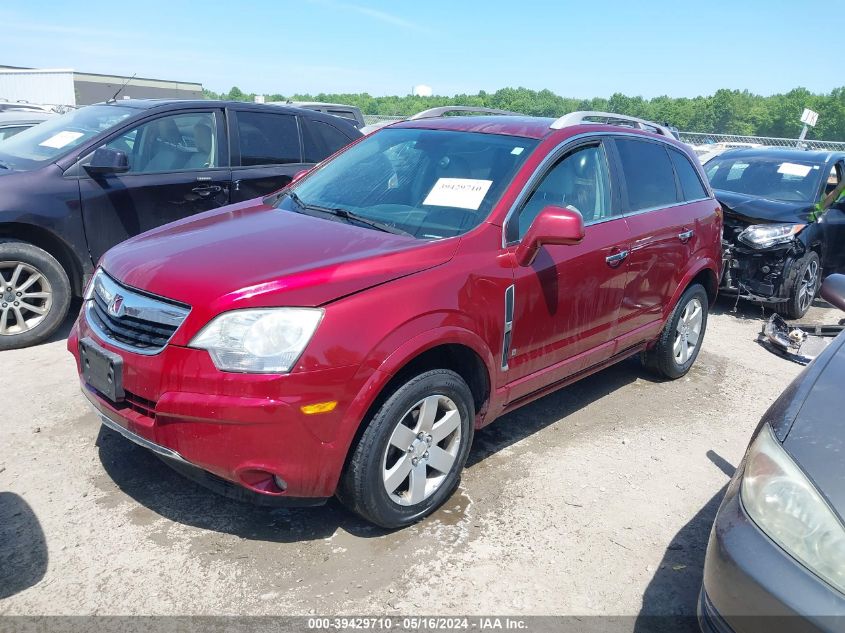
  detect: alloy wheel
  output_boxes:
[0,261,53,336]
[798,259,819,315]
[673,297,703,365]
[381,394,463,506]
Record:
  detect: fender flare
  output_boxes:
[664,258,720,320]
[0,216,87,295]
[328,325,497,480]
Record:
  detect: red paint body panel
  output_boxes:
[69,118,722,502]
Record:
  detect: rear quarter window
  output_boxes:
[302,118,354,163]
[668,148,708,201]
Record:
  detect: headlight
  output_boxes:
[738,223,805,249]
[189,308,323,373]
[741,424,845,594]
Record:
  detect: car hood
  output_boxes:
[781,333,845,520]
[715,189,814,225]
[101,197,458,314]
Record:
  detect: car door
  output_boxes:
[77,108,231,263]
[612,137,701,341]
[504,139,632,402]
[229,109,310,202]
[819,161,845,271]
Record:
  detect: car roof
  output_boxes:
[714,147,845,163]
[391,115,690,146]
[393,115,557,139]
[88,99,362,135]
[288,101,360,110]
[97,98,313,112]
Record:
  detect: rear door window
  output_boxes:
[668,148,708,201]
[615,138,679,211]
[235,111,301,166]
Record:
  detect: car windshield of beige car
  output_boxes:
[0,105,135,171]
[706,155,823,203]
[281,127,537,239]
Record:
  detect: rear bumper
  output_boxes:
[701,472,845,633]
[69,318,370,500]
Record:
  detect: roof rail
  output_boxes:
[550,111,676,138]
[408,106,523,120]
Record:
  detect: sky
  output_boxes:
[1,0,837,99]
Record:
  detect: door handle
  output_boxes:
[192,185,222,198]
[678,229,695,242]
[605,250,629,267]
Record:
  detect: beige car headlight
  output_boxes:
[190,308,323,373]
[741,424,845,594]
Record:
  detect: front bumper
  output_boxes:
[69,316,367,501]
[701,471,845,633]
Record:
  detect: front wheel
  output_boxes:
[0,240,71,350]
[338,369,474,528]
[642,284,709,380]
[776,251,820,320]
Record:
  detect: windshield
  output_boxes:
[0,105,135,171]
[281,128,538,239]
[706,155,824,203]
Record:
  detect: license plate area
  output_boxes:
[80,337,124,403]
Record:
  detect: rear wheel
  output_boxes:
[776,251,820,320]
[0,240,71,350]
[338,369,474,528]
[642,283,708,380]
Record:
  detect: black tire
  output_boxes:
[641,284,709,380]
[775,251,820,320]
[0,240,71,351]
[338,369,474,529]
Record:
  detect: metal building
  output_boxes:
[0,66,203,107]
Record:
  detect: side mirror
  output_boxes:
[84,147,129,176]
[514,205,585,266]
[820,274,845,312]
[291,168,311,184]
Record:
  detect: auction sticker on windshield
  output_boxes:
[777,162,812,178]
[38,131,85,149]
[423,178,493,210]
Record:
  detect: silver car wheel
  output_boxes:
[673,297,703,365]
[797,258,819,314]
[381,394,463,507]
[0,261,53,336]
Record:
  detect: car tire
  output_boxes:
[338,369,474,529]
[641,283,709,380]
[775,251,820,320]
[0,240,71,351]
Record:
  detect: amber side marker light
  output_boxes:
[300,401,338,415]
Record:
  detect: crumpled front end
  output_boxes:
[720,213,810,303]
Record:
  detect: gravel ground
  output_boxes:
[0,297,838,624]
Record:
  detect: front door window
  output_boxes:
[101,111,219,174]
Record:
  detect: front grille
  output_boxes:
[85,270,190,354]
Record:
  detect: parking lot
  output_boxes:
[0,297,835,622]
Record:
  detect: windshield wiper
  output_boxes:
[286,192,413,237]
[321,207,414,237]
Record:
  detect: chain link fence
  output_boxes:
[678,131,845,152]
[362,114,404,126]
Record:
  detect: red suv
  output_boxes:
[68,111,722,528]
